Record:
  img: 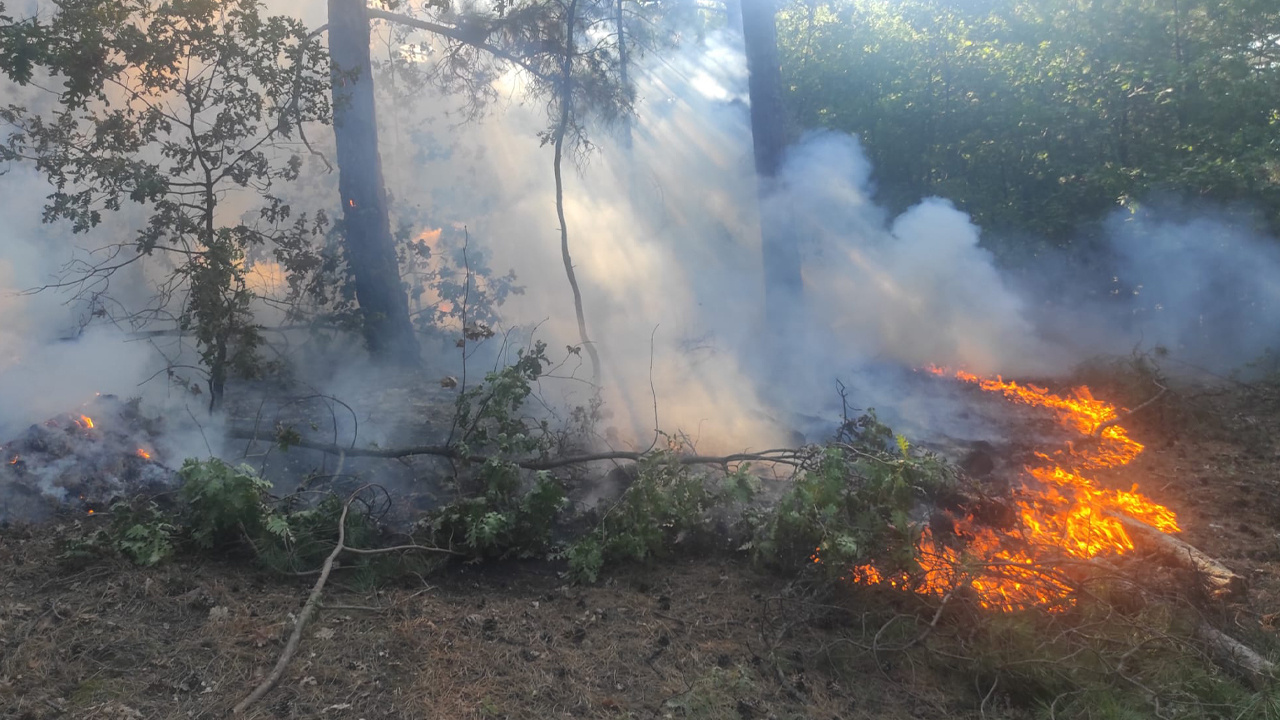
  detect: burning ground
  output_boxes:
[2,365,1280,719]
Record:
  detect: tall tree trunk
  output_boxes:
[327,0,420,364]
[740,0,802,322]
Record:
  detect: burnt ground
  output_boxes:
[1,373,1279,720]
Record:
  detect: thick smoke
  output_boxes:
[1102,206,1280,373]
[1,9,1277,474]
[378,31,1057,446]
[0,167,157,439]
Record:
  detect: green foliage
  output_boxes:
[175,457,385,574]
[422,343,570,559]
[0,0,333,408]
[663,665,760,719]
[178,458,278,550]
[453,340,554,456]
[63,459,387,579]
[428,465,568,559]
[0,2,44,85]
[937,597,1278,719]
[105,500,178,566]
[752,411,952,577]
[60,499,178,567]
[779,0,1280,245]
[565,448,756,583]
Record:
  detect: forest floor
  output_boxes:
[1,371,1278,720]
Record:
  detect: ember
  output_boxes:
[854,369,1179,611]
[0,395,174,523]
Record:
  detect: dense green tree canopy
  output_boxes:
[779,0,1280,251]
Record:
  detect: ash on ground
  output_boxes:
[0,395,173,523]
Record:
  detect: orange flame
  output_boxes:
[853,370,1179,611]
[136,448,152,460]
[7,455,17,465]
[78,415,94,429]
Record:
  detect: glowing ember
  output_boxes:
[7,455,17,464]
[78,415,95,429]
[87,509,95,515]
[136,448,152,460]
[855,369,1179,611]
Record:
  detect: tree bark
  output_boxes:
[327,0,420,364]
[740,0,802,322]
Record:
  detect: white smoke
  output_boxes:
[1,6,1277,467]
[1104,206,1280,372]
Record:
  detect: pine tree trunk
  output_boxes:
[740,0,802,320]
[327,0,420,364]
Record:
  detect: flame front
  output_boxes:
[78,415,94,429]
[854,369,1179,611]
[136,448,152,460]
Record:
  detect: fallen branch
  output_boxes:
[1093,382,1167,437]
[1113,514,1246,598]
[1196,622,1276,689]
[233,460,356,716]
[227,426,808,470]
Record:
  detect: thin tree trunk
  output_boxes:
[615,0,632,154]
[553,0,601,384]
[740,0,802,323]
[327,0,420,364]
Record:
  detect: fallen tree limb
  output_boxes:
[227,426,808,470]
[1196,622,1276,689]
[234,464,358,715]
[1112,514,1246,598]
[1093,382,1167,437]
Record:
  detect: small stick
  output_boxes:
[1093,382,1167,437]
[233,462,356,715]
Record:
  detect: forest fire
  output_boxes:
[77,414,94,429]
[136,448,152,460]
[853,368,1180,611]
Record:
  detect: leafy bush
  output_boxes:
[420,342,573,559]
[178,458,286,551]
[60,499,178,567]
[106,500,178,566]
[565,442,762,583]
[750,411,953,577]
[427,464,568,559]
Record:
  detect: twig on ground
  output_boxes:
[1093,381,1167,437]
[233,456,353,715]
